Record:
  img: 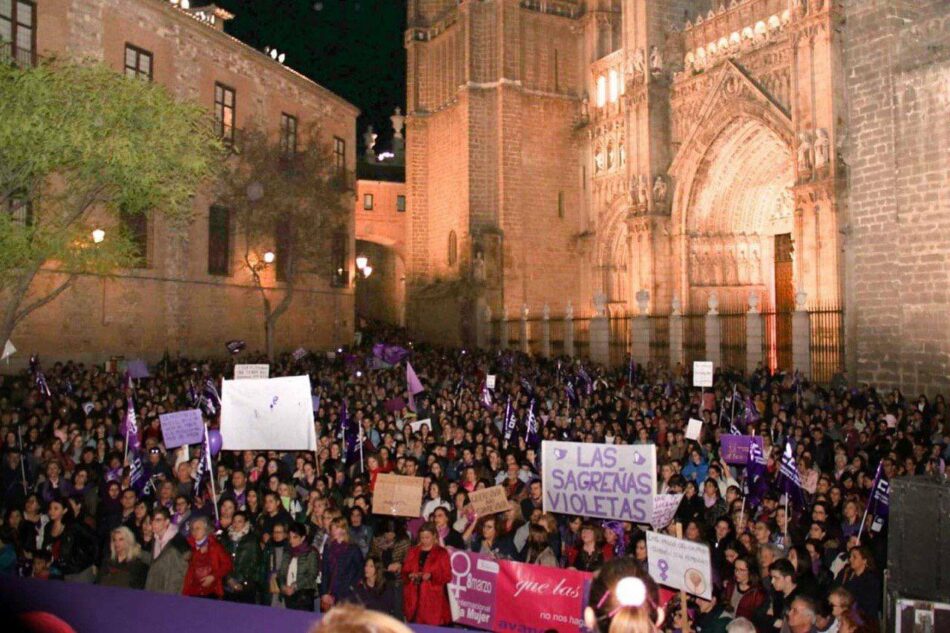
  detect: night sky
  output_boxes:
[213,0,407,153]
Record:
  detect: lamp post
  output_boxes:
[91,229,105,244]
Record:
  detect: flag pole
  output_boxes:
[674,522,692,633]
[784,492,789,545]
[17,424,28,494]
[204,425,220,526]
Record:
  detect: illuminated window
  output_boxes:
[596,76,607,108]
[608,69,619,103]
[214,82,236,145]
[363,193,374,210]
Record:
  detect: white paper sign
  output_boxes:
[292,347,308,361]
[1,340,15,361]
[486,375,496,390]
[542,440,656,524]
[651,493,684,530]
[221,375,316,451]
[234,364,270,380]
[410,418,432,433]
[646,531,713,599]
[686,418,703,441]
[693,361,714,388]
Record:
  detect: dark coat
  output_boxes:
[96,555,149,589]
[223,529,262,593]
[320,541,363,602]
[354,579,398,617]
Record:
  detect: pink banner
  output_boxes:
[494,561,592,632]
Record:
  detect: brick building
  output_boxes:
[5,0,359,364]
[404,0,950,392]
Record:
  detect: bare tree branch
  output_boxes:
[13,273,76,325]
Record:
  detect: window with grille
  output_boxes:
[334,137,346,176]
[124,44,152,81]
[6,191,32,226]
[214,82,236,144]
[207,206,231,276]
[280,113,297,157]
[396,195,406,212]
[0,0,35,67]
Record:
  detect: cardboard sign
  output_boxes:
[159,409,204,448]
[719,435,765,465]
[651,493,684,530]
[646,531,713,599]
[486,375,496,390]
[693,361,713,388]
[372,473,424,517]
[221,375,316,451]
[448,549,499,629]
[126,359,150,379]
[542,440,656,523]
[234,364,270,380]
[686,418,703,441]
[468,486,510,517]
[409,418,432,433]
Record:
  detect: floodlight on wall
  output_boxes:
[356,255,368,270]
[91,229,105,244]
[362,266,373,278]
[263,251,276,264]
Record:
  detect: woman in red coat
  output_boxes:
[182,516,233,598]
[401,523,452,625]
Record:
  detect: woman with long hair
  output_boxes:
[839,545,882,623]
[277,522,319,611]
[96,526,149,589]
[722,555,768,623]
[354,555,399,618]
[319,516,363,611]
[41,497,97,582]
[524,523,557,567]
[568,523,608,572]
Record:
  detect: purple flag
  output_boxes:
[577,365,592,396]
[503,396,516,446]
[340,402,359,464]
[564,380,578,407]
[868,462,890,518]
[373,343,409,366]
[779,441,804,505]
[407,363,424,394]
[524,399,539,447]
[193,426,211,499]
[480,381,494,410]
[746,437,768,508]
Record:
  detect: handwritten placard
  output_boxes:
[486,375,496,390]
[234,364,270,380]
[651,493,684,530]
[221,375,316,451]
[159,409,204,448]
[410,418,432,433]
[686,418,703,441]
[542,440,656,523]
[647,531,713,599]
[372,473,424,517]
[468,486,510,517]
[693,361,713,388]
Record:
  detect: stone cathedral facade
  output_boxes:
[403,0,950,393]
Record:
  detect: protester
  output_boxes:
[182,515,232,598]
[96,526,148,588]
[354,555,399,618]
[585,558,665,633]
[277,522,318,611]
[401,523,451,626]
[0,326,916,631]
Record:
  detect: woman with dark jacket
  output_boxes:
[467,515,519,560]
[96,526,149,589]
[430,507,464,549]
[277,522,319,611]
[354,555,398,618]
[675,480,706,525]
[222,511,261,604]
[402,523,452,626]
[320,517,363,611]
[42,497,98,582]
[722,555,768,623]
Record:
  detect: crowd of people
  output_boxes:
[1,324,945,633]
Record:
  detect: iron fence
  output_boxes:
[810,304,844,384]
[720,310,748,372]
[649,315,671,367]
[683,313,706,366]
[609,315,631,367]
[574,318,591,360]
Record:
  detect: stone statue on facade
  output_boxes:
[363,125,377,158]
[797,132,813,175]
[649,46,663,74]
[390,107,405,139]
[814,128,830,169]
[472,251,486,282]
[631,48,646,78]
[748,291,760,313]
[638,175,650,207]
[580,96,590,120]
[652,176,667,204]
[565,301,574,320]
[593,293,607,317]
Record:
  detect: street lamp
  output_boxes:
[263,251,276,264]
[91,229,105,244]
[362,266,373,278]
[356,255,368,270]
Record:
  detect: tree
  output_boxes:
[216,121,350,360]
[0,59,222,346]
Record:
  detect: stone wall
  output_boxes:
[843,0,950,393]
[10,0,358,366]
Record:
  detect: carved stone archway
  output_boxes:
[596,193,633,311]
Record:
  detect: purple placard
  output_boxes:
[385,396,406,412]
[447,548,498,629]
[720,434,765,464]
[159,409,205,448]
[126,359,150,379]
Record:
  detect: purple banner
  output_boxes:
[126,359,150,379]
[447,548,498,629]
[0,575,455,633]
[159,409,205,448]
[720,434,765,465]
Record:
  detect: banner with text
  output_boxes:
[542,441,656,524]
[234,364,270,380]
[719,435,765,465]
[447,549,591,632]
[159,409,204,448]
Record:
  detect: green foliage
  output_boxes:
[0,57,223,288]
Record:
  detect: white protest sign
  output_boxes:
[486,375,496,390]
[159,409,205,448]
[542,440,656,524]
[686,418,703,441]
[410,418,432,433]
[292,347,308,361]
[234,364,270,380]
[646,531,713,599]
[221,375,316,451]
[693,361,713,388]
[1,340,15,361]
[651,494,684,530]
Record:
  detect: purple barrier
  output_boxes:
[0,575,460,633]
